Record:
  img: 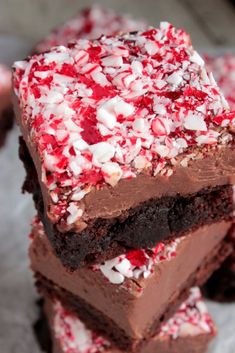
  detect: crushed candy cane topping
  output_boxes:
[97,238,181,284]
[53,287,213,353]
[205,53,235,110]
[54,301,110,353]
[0,64,11,93]
[13,23,235,227]
[36,5,147,53]
[159,287,215,338]
[31,215,180,285]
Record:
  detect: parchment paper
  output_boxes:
[0,37,234,353]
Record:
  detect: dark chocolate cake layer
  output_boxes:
[34,237,231,351]
[21,137,234,269]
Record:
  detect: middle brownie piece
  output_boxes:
[30,218,232,350]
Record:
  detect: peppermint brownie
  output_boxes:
[204,223,235,301]
[0,64,13,147]
[30,217,231,349]
[35,5,147,53]
[13,24,235,269]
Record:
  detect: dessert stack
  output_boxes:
[12,11,235,353]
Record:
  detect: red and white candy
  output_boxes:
[0,64,11,93]
[159,287,215,338]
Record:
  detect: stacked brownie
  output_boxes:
[0,64,13,147]
[203,53,235,302]
[13,21,235,353]
[35,4,147,53]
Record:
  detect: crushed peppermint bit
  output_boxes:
[54,301,110,353]
[52,287,213,353]
[159,287,215,339]
[35,5,147,53]
[31,215,180,285]
[13,24,235,227]
[97,239,180,284]
[204,53,235,111]
[0,64,11,93]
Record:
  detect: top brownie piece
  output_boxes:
[35,5,147,53]
[13,24,235,267]
[205,53,235,110]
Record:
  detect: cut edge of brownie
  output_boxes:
[34,239,232,351]
[19,136,234,269]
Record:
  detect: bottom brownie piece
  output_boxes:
[0,106,14,147]
[204,224,235,302]
[41,287,216,353]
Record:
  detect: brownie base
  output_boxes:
[34,298,214,353]
[34,239,231,351]
[19,137,234,270]
[0,106,14,147]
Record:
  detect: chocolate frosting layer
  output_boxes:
[83,148,235,220]
[30,221,231,341]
